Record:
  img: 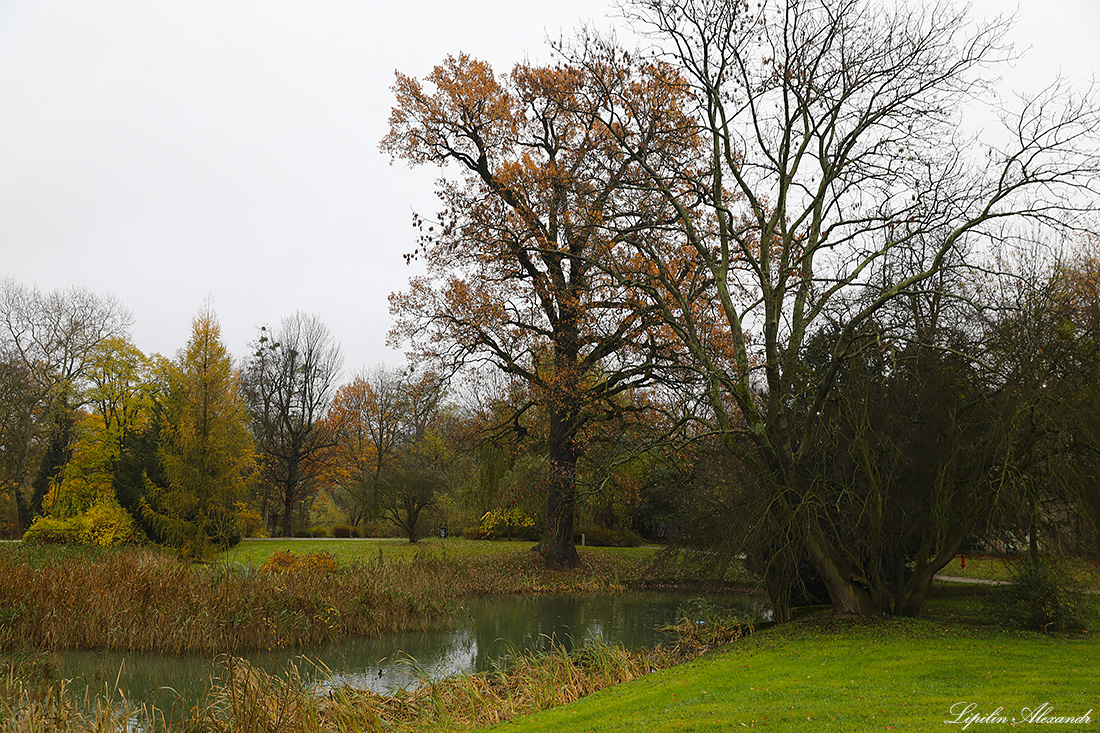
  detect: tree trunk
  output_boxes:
[13,488,29,532]
[542,405,581,570]
[803,521,879,616]
[31,412,75,515]
[543,459,580,569]
[899,570,935,617]
[282,482,295,538]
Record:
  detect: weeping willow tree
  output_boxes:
[142,308,253,559]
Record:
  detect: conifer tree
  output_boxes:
[143,308,253,558]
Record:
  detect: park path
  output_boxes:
[934,574,1009,585]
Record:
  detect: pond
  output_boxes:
[53,590,769,717]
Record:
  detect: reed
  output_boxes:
[0,660,142,733]
[198,641,687,733]
[0,544,666,655]
[657,597,754,653]
[1,641,691,732]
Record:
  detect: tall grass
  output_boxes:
[0,641,691,732]
[203,640,686,733]
[0,544,669,654]
[0,661,137,733]
[658,596,754,653]
[0,547,457,654]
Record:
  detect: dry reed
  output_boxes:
[198,640,687,733]
[0,546,657,655]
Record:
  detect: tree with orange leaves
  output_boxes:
[324,367,450,541]
[325,366,409,524]
[382,54,697,568]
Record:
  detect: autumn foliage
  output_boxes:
[383,53,699,568]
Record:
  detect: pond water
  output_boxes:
[55,591,769,717]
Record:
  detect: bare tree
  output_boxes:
[569,0,1100,614]
[0,279,132,520]
[242,312,343,537]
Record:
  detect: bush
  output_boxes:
[23,502,142,547]
[984,556,1098,632]
[235,503,265,538]
[575,525,643,548]
[358,521,401,538]
[80,501,142,546]
[22,515,84,545]
[332,524,358,538]
[294,526,330,538]
[463,525,492,540]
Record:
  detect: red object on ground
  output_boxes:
[960,554,966,569]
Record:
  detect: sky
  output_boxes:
[0,0,1097,376]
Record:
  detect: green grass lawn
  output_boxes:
[216,538,758,588]
[483,615,1099,732]
[936,553,1100,586]
[217,537,665,568]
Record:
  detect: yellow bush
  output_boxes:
[480,507,538,539]
[23,501,142,546]
[80,501,142,546]
[235,502,265,538]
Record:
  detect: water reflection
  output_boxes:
[53,591,769,711]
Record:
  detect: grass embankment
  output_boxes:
[485,615,1099,732]
[0,540,733,655]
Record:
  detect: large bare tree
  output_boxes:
[242,312,343,537]
[568,0,1100,614]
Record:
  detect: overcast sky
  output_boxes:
[0,0,1097,376]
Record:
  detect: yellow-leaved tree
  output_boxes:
[142,307,254,559]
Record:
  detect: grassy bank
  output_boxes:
[0,541,724,654]
[483,615,1100,732]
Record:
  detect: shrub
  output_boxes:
[80,501,142,547]
[359,521,402,538]
[464,525,492,540]
[22,515,84,545]
[22,502,142,547]
[235,503,265,538]
[479,507,540,540]
[332,524,358,538]
[575,525,643,547]
[984,556,1098,632]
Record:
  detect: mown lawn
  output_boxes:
[217,536,530,566]
[218,538,757,587]
[484,615,1099,732]
[936,552,1100,586]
